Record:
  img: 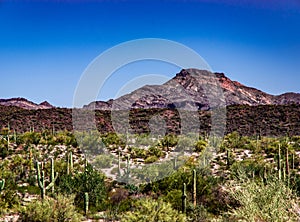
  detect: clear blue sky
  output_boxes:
[0,0,299,107]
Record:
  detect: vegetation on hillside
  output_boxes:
[1,129,300,221]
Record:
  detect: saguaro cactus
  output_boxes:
[226,149,231,167]
[50,158,56,193]
[85,158,88,172]
[182,183,187,214]
[118,151,121,176]
[286,146,290,178]
[36,160,58,199]
[13,130,17,144]
[84,192,89,215]
[173,157,177,170]
[292,153,295,171]
[192,169,197,207]
[278,144,281,180]
[0,179,5,192]
[67,151,74,175]
[124,154,131,182]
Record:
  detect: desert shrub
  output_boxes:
[0,189,21,216]
[188,204,215,222]
[21,194,82,222]
[221,132,248,152]
[56,164,107,212]
[144,155,158,164]
[158,134,178,148]
[194,139,207,152]
[120,198,186,222]
[93,154,113,169]
[163,189,182,211]
[128,146,147,159]
[230,159,266,180]
[227,177,300,221]
[21,132,41,145]
[148,146,164,158]
[102,132,125,149]
[175,136,196,152]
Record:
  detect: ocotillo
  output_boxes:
[192,169,197,207]
[182,183,187,214]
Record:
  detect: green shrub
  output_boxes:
[227,177,300,221]
[94,154,113,169]
[57,164,107,212]
[144,155,158,164]
[21,194,82,222]
[0,189,21,216]
[194,139,207,152]
[163,189,182,211]
[121,198,186,222]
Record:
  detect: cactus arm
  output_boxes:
[46,173,58,191]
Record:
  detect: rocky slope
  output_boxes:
[84,69,300,110]
[0,97,54,110]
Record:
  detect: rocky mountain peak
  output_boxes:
[84,68,300,110]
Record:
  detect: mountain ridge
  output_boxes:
[1,69,299,110]
[84,69,300,110]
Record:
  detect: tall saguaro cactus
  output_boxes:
[173,157,177,170]
[286,146,290,178]
[278,144,281,180]
[0,179,5,192]
[226,149,231,167]
[124,154,131,182]
[182,183,187,214]
[67,151,74,175]
[118,151,121,176]
[192,169,197,207]
[84,192,89,215]
[50,158,56,193]
[36,160,58,199]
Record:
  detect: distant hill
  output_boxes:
[0,98,54,110]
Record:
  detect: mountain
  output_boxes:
[84,69,300,110]
[0,98,54,110]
